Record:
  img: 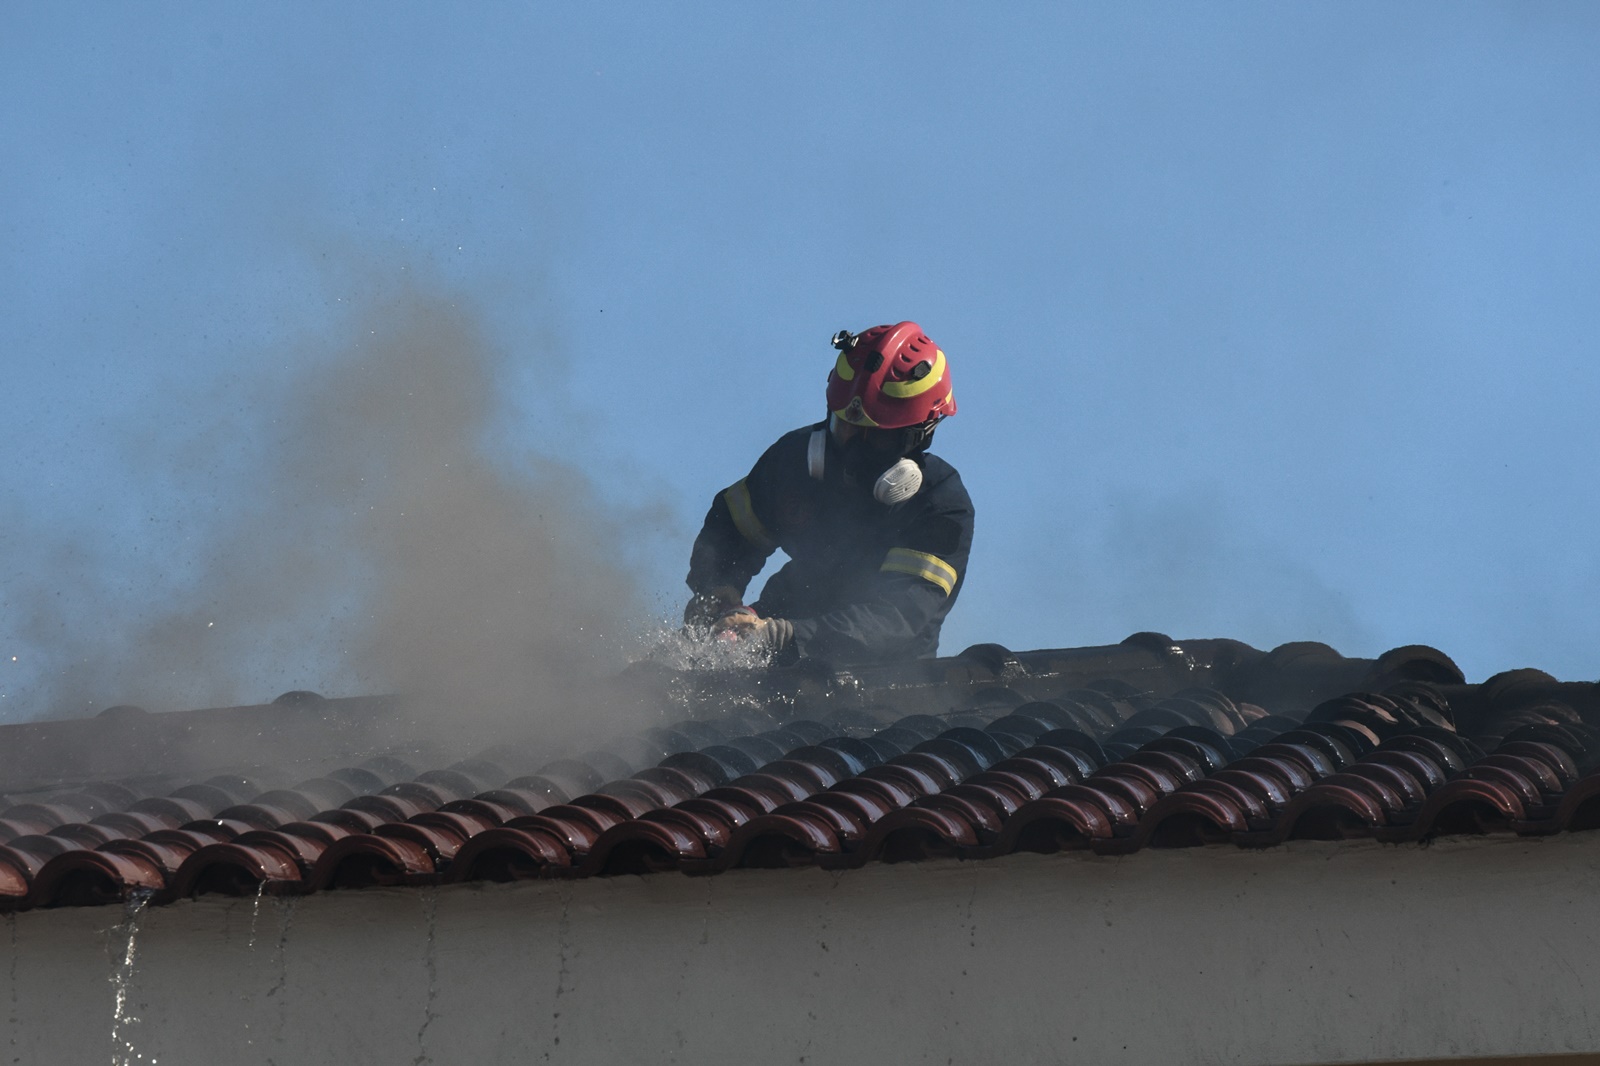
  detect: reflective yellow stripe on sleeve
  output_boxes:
[722,479,775,550]
[881,547,958,596]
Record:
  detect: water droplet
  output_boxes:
[110,890,154,1066]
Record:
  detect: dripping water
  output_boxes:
[109,888,157,1066]
[246,880,266,952]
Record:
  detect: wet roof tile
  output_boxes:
[2,634,1598,912]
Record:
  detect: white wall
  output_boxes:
[5,834,1600,1066]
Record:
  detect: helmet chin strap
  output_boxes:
[806,428,924,505]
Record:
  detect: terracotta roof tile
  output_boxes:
[3,635,1599,912]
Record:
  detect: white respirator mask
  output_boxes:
[807,428,924,505]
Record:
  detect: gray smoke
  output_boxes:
[1070,489,1377,655]
[2,274,660,753]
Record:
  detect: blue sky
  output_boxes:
[3,4,1598,719]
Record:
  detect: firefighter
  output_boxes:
[685,321,974,665]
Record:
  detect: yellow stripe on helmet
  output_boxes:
[833,351,856,382]
[881,547,958,596]
[722,479,775,550]
[880,350,947,400]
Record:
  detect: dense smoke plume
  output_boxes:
[3,278,659,752]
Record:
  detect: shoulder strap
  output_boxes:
[806,428,826,481]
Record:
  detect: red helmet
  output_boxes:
[825,321,957,429]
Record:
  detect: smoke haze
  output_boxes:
[1085,490,1378,653]
[2,273,660,751]
[973,486,1380,662]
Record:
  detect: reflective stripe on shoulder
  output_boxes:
[722,479,775,549]
[881,547,958,596]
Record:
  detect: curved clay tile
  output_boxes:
[43,823,123,849]
[341,793,435,824]
[1270,780,1393,843]
[986,753,1080,790]
[29,848,166,908]
[503,805,625,857]
[673,794,762,841]
[1273,728,1357,769]
[1390,776,1529,842]
[1132,789,1251,849]
[911,790,1009,842]
[1461,763,1544,810]
[1084,768,1168,817]
[1339,762,1428,809]
[580,816,713,876]
[1248,742,1337,780]
[633,764,721,797]
[92,831,218,890]
[784,798,873,841]
[857,761,944,799]
[722,772,812,806]
[308,833,436,890]
[581,781,682,818]
[1227,754,1316,796]
[807,789,901,834]
[713,809,842,869]
[1477,753,1564,801]
[212,803,305,831]
[986,791,1119,856]
[0,836,77,883]
[1143,734,1231,775]
[1496,740,1579,788]
[0,854,30,904]
[0,802,101,843]
[447,825,572,882]
[1547,772,1600,833]
[849,805,978,865]
[170,839,304,899]
[126,796,215,824]
[7,638,1600,912]
[1364,749,1451,792]
[886,751,967,791]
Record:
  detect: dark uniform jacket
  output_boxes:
[687,423,975,665]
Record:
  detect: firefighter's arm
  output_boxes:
[780,502,972,661]
[782,563,955,660]
[685,476,780,625]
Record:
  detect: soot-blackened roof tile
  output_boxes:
[3,635,1599,913]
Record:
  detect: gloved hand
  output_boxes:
[712,606,794,652]
[683,585,744,628]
